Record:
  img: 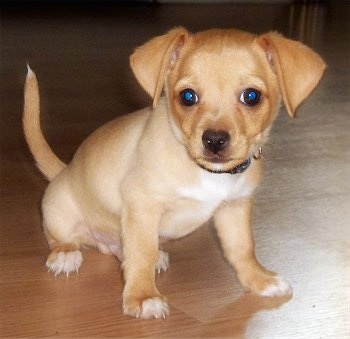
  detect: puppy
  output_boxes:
[23,27,326,319]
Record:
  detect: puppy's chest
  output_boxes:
[178,171,251,202]
[159,172,252,239]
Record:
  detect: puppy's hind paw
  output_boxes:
[46,250,83,276]
[156,250,169,274]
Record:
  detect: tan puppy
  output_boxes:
[23,27,326,319]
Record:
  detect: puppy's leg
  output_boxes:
[44,218,86,277]
[214,198,292,297]
[42,179,91,276]
[121,203,169,319]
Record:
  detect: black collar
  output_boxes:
[228,157,251,175]
[201,157,252,175]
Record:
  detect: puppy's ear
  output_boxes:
[130,27,189,108]
[258,32,326,117]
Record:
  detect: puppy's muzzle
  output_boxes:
[202,129,230,156]
[200,129,253,175]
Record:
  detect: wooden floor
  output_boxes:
[1,1,349,338]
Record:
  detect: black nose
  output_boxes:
[202,129,230,154]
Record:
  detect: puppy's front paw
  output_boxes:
[239,268,293,298]
[259,275,293,297]
[140,297,170,319]
[156,250,169,274]
[46,250,83,276]
[123,296,169,319]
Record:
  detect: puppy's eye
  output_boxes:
[179,88,199,106]
[240,88,261,106]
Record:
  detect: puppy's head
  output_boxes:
[131,28,326,174]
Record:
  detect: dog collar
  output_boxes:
[228,157,251,174]
[203,147,263,175]
[200,157,251,175]
[227,146,262,175]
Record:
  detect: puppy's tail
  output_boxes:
[23,65,66,181]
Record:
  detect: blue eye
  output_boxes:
[240,88,261,106]
[179,88,199,106]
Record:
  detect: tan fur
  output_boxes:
[23,27,326,319]
[23,67,66,180]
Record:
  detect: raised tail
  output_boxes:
[23,66,66,181]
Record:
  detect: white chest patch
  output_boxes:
[159,170,254,239]
[177,170,253,204]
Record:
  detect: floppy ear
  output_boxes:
[258,32,326,117]
[130,27,189,108]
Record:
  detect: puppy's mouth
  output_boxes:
[203,154,232,164]
[197,156,252,175]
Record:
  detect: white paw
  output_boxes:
[140,297,169,319]
[156,250,169,274]
[259,275,293,297]
[46,251,83,276]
